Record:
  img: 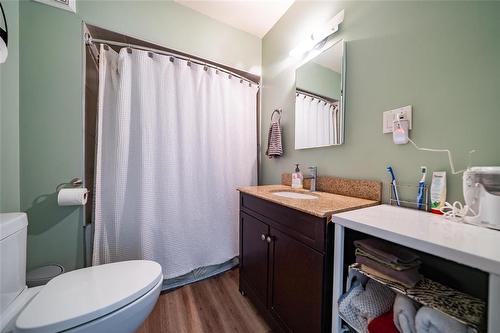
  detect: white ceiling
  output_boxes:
[175,0,295,38]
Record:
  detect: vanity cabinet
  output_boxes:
[239,193,334,333]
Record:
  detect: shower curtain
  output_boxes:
[92,45,258,281]
[295,92,339,149]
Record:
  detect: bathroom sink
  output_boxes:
[272,191,318,200]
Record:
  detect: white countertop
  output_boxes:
[333,204,500,276]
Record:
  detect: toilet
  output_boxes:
[0,213,163,333]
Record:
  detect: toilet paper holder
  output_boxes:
[56,178,86,193]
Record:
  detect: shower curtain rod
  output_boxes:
[296,88,338,105]
[86,36,260,86]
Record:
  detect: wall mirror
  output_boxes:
[294,39,345,149]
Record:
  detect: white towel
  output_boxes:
[265,121,283,158]
[415,307,474,333]
[394,294,419,333]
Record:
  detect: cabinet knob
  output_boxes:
[266,236,273,243]
[261,234,266,241]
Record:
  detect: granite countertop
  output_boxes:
[238,185,379,219]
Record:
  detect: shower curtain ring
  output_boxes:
[84,32,92,44]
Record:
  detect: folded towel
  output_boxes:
[359,264,404,287]
[339,280,395,333]
[354,238,421,266]
[339,281,368,332]
[394,294,420,333]
[415,307,473,333]
[368,311,399,333]
[346,267,370,290]
[265,121,283,158]
[356,248,420,271]
[357,255,423,288]
[351,279,396,321]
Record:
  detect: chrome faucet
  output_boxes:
[304,166,318,192]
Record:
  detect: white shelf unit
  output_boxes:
[332,204,500,333]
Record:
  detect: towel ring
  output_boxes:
[271,109,282,122]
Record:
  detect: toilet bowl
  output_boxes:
[0,213,163,333]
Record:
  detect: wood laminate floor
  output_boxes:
[137,268,271,333]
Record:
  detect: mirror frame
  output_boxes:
[294,38,346,148]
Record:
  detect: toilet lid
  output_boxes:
[15,260,162,333]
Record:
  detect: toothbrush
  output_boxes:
[417,166,427,209]
[387,166,401,206]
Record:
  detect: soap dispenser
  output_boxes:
[291,164,304,189]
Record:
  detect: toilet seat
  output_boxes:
[15,260,162,333]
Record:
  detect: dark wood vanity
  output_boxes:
[238,180,381,333]
[239,192,334,333]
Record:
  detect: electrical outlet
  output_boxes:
[383,105,412,133]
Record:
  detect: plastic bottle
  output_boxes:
[291,164,304,189]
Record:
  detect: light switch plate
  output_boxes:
[383,105,412,133]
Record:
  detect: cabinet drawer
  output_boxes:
[241,193,326,252]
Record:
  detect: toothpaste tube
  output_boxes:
[430,171,446,214]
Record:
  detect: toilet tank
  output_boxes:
[0,213,28,313]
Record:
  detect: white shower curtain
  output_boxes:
[295,93,338,149]
[92,45,258,280]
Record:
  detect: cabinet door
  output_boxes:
[240,212,270,307]
[270,227,323,333]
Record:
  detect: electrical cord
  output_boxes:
[407,138,475,175]
[440,201,476,222]
[405,134,478,222]
[394,115,475,175]
[394,115,479,223]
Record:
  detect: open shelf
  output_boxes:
[338,312,362,333]
[349,263,486,332]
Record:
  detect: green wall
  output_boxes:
[20,2,85,271]
[19,0,261,271]
[261,1,500,204]
[0,0,19,213]
[296,61,341,100]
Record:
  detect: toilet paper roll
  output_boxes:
[57,188,88,206]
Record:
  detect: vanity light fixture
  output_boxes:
[0,3,8,63]
[289,9,344,58]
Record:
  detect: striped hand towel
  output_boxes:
[265,121,283,158]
